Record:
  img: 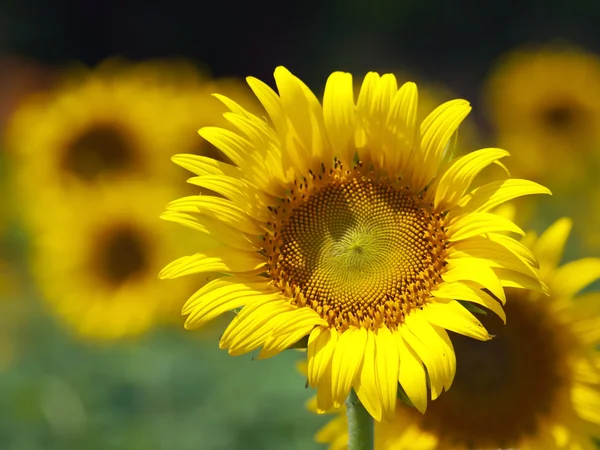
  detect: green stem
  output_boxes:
[345,389,374,450]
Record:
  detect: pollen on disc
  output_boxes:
[264,162,449,331]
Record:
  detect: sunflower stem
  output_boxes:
[345,388,374,450]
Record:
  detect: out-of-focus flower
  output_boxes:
[3,58,259,228]
[31,181,210,340]
[160,66,549,420]
[484,45,600,187]
[311,218,600,450]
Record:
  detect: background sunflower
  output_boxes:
[1,1,600,449]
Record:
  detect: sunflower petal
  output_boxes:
[395,332,428,413]
[354,330,383,422]
[331,328,367,408]
[422,300,491,341]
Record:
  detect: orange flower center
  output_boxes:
[264,161,448,331]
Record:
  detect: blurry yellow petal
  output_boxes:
[422,300,491,341]
[331,328,367,408]
[534,217,573,273]
[552,258,600,298]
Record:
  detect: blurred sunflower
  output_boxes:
[484,46,600,186]
[3,58,259,225]
[312,217,600,450]
[31,181,205,340]
[161,67,549,419]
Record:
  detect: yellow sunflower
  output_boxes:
[484,45,600,186]
[32,180,204,340]
[312,217,600,449]
[3,58,259,224]
[161,67,550,420]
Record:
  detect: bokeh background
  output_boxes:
[1,1,600,449]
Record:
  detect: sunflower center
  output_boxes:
[63,124,135,180]
[416,295,568,448]
[265,163,448,331]
[98,226,148,285]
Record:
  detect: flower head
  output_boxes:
[312,217,600,449]
[162,67,550,420]
[484,45,600,185]
[32,182,201,340]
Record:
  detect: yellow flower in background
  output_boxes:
[484,45,600,186]
[3,58,259,225]
[312,218,600,450]
[32,181,202,340]
[161,67,550,420]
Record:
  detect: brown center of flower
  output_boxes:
[415,295,568,448]
[264,161,448,331]
[98,225,148,285]
[63,124,136,180]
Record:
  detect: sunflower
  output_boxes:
[31,181,204,340]
[161,67,550,420]
[3,58,259,225]
[312,217,600,449]
[484,45,600,187]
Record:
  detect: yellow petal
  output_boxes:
[552,258,600,298]
[331,328,367,408]
[451,179,551,219]
[373,327,399,421]
[533,217,573,274]
[220,299,292,354]
[159,248,265,279]
[354,330,383,422]
[160,211,260,251]
[172,153,241,178]
[323,71,356,165]
[395,331,428,413]
[166,195,262,235]
[386,81,418,173]
[422,300,491,341]
[307,327,338,387]
[258,308,323,359]
[443,258,505,303]
[449,235,538,280]
[415,99,471,190]
[198,127,249,168]
[434,148,509,211]
[401,317,445,400]
[447,212,524,241]
[432,281,506,323]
